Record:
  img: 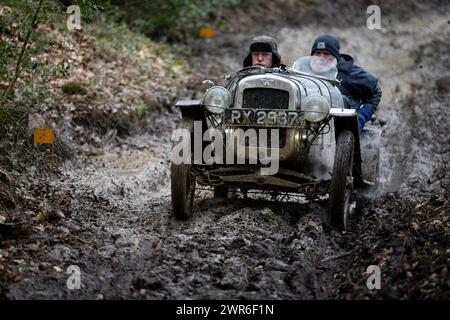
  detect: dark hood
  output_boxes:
[337,53,354,74]
[335,52,382,111]
[243,35,281,68]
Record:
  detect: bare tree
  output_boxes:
[2,0,44,102]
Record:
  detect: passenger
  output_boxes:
[310,34,382,133]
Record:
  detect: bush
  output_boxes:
[61,81,88,95]
[104,0,250,42]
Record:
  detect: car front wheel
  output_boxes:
[329,129,354,230]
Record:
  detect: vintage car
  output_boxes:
[170,56,382,230]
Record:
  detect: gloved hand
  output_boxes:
[357,104,374,134]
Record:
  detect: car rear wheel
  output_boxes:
[171,119,196,220]
[329,129,354,230]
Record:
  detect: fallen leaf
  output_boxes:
[36,211,48,222]
[415,202,426,209]
[33,225,45,232]
[441,267,448,278]
[151,239,159,253]
[53,266,63,272]
[432,219,442,226]
[410,222,420,232]
[254,265,264,273]
[49,210,65,220]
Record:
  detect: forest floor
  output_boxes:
[0,0,449,299]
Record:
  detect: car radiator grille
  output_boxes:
[241,88,289,148]
[242,88,289,109]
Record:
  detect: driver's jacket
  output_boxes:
[336,54,382,111]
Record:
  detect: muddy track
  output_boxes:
[6,112,345,299]
[2,3,449,299]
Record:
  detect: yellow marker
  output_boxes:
[198,26,214,38]
[34,128,55,144]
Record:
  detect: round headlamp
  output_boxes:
[302,94,330,122]
[202,86,231,114]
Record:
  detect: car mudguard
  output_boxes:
[359,125,382,185]
[175,100,204,120]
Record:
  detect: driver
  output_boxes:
[310,34,382,133]
[243,35,282,68]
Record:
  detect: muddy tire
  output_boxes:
[171,119,196,220]
[329,130,354,230]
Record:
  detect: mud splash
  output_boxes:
[2,4,449,299]
[278,13,449,195]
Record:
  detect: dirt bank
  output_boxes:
[1,1,449,299]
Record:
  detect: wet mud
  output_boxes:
[1,2,449,299]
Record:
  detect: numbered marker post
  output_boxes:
[33,128,55,144]
[198,26,214,38]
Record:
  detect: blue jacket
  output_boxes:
[336,54,382,112]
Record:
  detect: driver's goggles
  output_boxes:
[251,52,273,59]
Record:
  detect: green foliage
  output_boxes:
[93,20,155,71]
[0,40,15,83]
[61,81,87,95]
[1,0,103,24]
[105,0,252,42]
[0,0,103,97]
[0,1,56,100]
[133,100,150,120]
[0,106,29,143]
[260,207,274,222]
[91,14,188,77]
[76,0,105,23]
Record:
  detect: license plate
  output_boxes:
[225,109,305,127]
